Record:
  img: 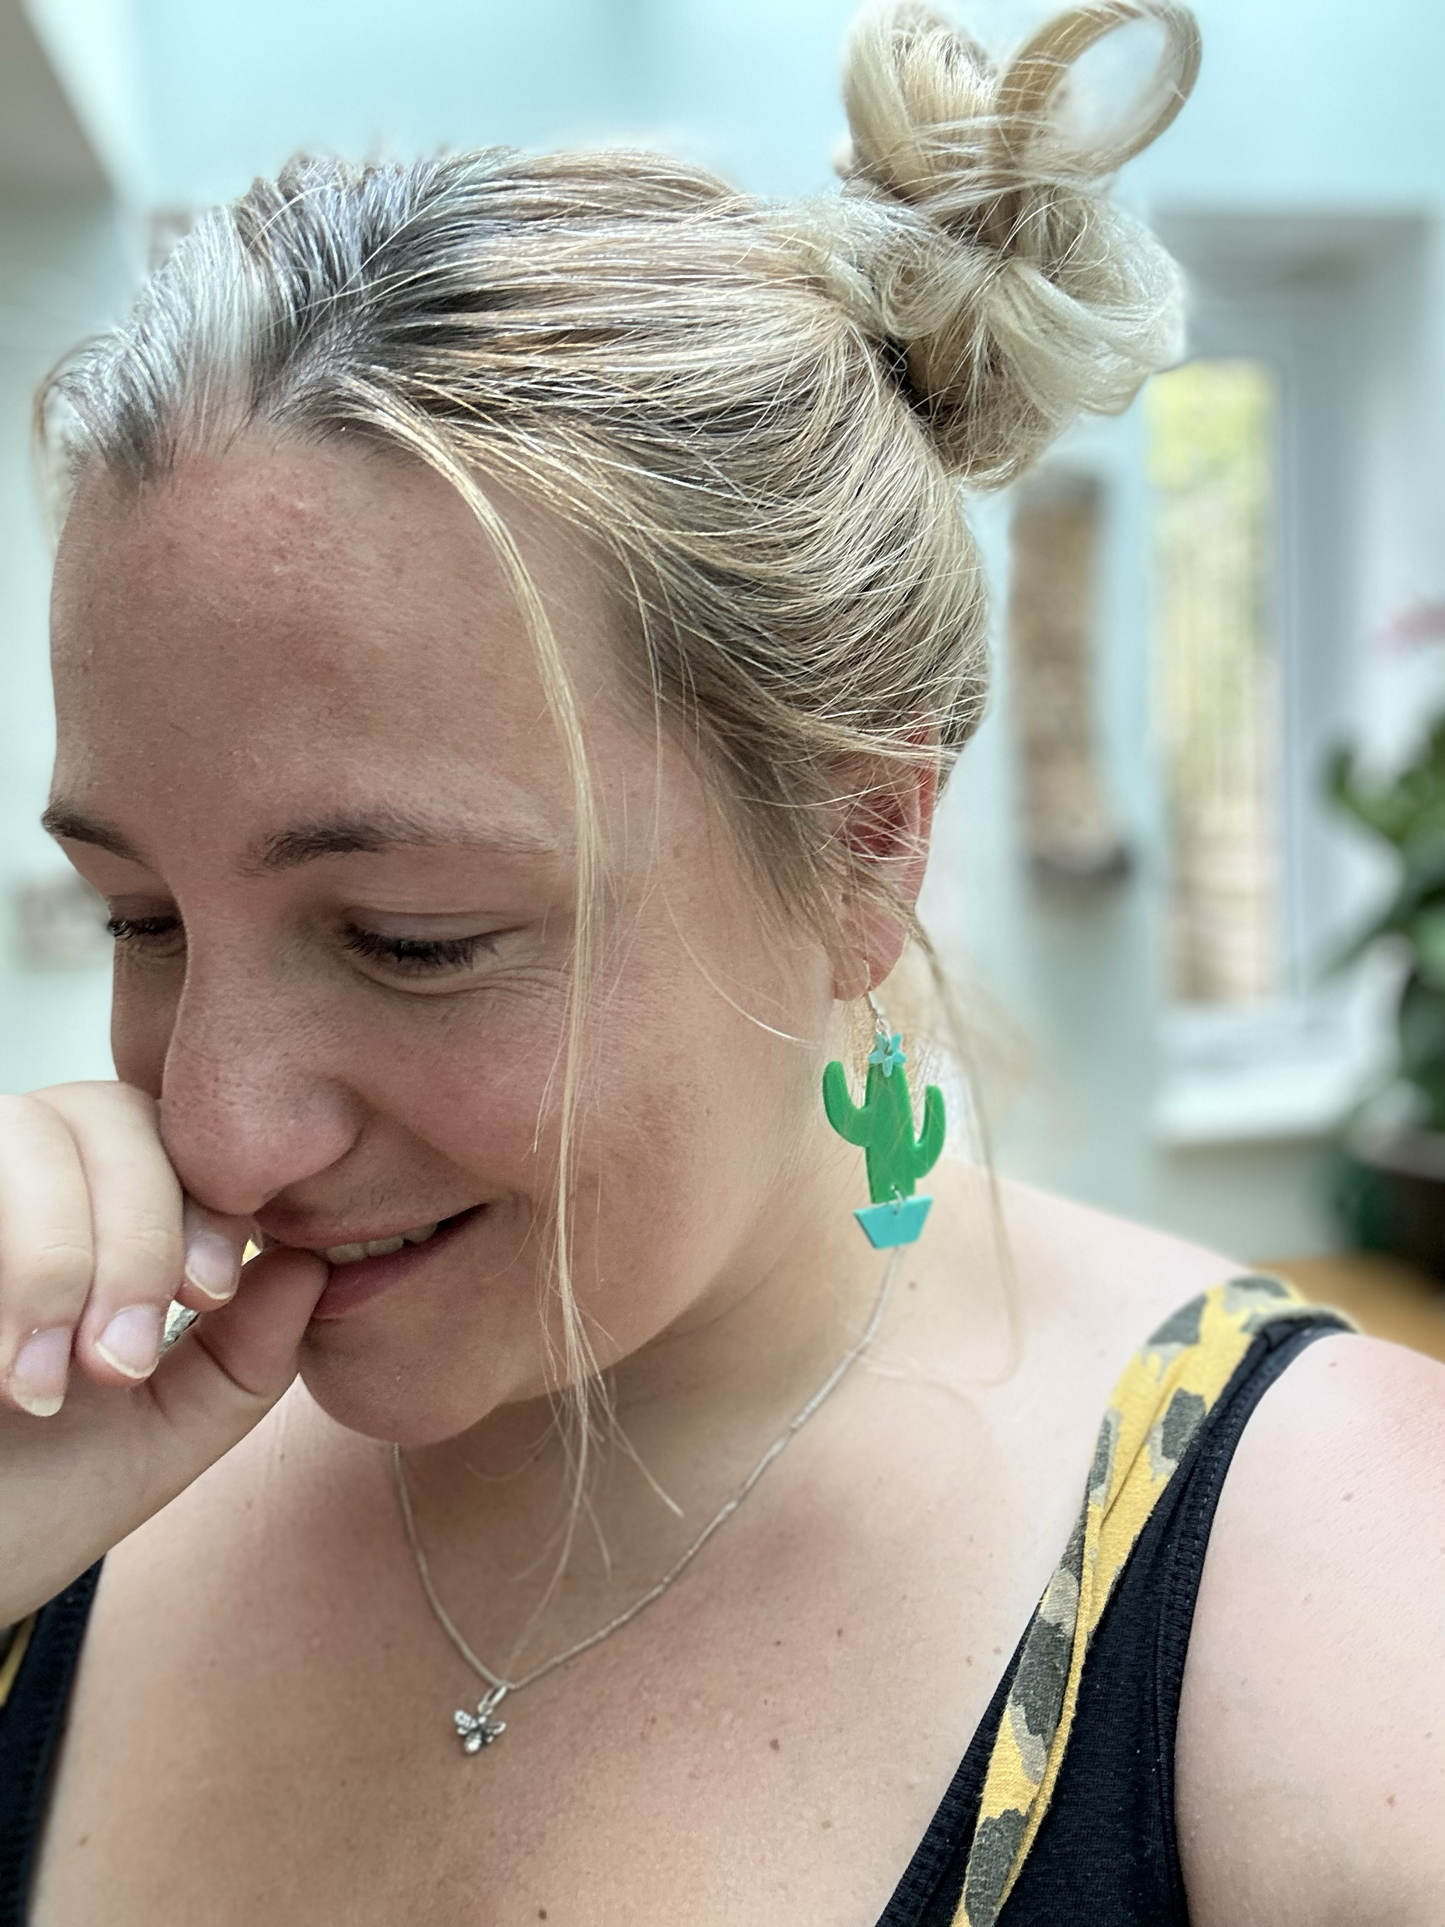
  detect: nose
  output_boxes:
[157,958,365,1218]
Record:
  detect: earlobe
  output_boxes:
[831,951,873,1004]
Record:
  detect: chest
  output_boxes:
[28,1395,1092,1927]
[28,1234,1166,1927]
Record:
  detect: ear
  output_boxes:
[829,731,941,1002]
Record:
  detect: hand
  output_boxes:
[0,1081,327,1624]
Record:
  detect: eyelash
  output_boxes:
[107,916,497,976]
[107,915,180,945]
[341,926,499,974]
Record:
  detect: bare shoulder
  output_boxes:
[986,1175,1445,1922]
[921,1169,1246,1496]
[1177,1332,1445,1927]
[993,1173,1243,1348]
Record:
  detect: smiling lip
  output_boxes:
[308,1206,484,1320]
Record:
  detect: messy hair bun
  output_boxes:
[804,0,1201,484]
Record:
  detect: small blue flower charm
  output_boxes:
[867,1031,907,1078]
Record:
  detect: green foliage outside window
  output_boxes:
[1330,719,1445,1131]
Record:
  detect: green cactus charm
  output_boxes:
[822,1027,946,1247]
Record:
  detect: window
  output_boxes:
[1146,357,1281,1007]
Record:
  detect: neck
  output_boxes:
[397,1140,891,1680]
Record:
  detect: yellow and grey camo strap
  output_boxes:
[0,1616,33,1713]
[955,1275,1353,1927]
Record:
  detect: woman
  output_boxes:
[1,2,1440,1921]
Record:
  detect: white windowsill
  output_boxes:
[1150,972,1395,1148]
[1153,1049,1374,1145]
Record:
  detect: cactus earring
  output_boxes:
[822,999,946,1248]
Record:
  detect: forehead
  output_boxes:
[53,437,606,706]
[49,438,619,840]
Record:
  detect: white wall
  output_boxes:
[0,194,130,1092]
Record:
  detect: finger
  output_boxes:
[145,1244,328,1453]
[0,1246,328,1624]
[0,1094,93,1418]
[34,1083,184,1390]
[172,1198,253,1314]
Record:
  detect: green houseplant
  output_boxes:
[1329,715,1445,1275]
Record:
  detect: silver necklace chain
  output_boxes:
[392,1249,900,1753]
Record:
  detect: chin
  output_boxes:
[297,1323,543,1445]
[296,1238,560,1445]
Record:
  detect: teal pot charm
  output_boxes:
[853,1195,935,1249]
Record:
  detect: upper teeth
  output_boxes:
[322,1222,440,1266]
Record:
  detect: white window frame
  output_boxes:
[1147,213,1425,1146]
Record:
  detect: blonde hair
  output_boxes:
[38,1,1198,1439]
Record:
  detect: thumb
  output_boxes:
[145,1243,329,1466]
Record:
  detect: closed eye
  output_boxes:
[341,926,502,974]
[108,913,182,946]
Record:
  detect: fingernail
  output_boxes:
[184,1228,240,1303]
[95,1304,164,1380]
[9,1327,72,1418]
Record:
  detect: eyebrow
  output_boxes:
[42,803,558,872]
[247,810,557,872]
[41,805,146,863]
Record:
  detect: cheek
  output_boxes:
[584,971,821,1217]
[365,987,572,1190]
[395,980,795,1237]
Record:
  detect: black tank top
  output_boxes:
[0,1309,1348,1925]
